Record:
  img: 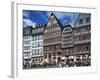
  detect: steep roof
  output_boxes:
[23,26,33,36]
[74,13,91,27]
[48,13,64,30]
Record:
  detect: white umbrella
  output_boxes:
[44,59,48,63]
[61,57,66,60]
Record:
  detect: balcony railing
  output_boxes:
[64,51,90,56]
[74,51,90,54]
[74,31,91,36]
[31,55,43,58]
[23,50,31,52]
[62,44,73,47]
[44,49,61,54]
[62,34,73,37]
[23,56,31,59]
[43,41,61,46]
[44,50,54,54]
[74,40,90,44]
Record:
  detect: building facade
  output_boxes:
[43,13,91,67]
[43,13,62,64]
[73,13,91,66]
[61,13,91,66]
[31,24,46,66]
[23,26,33,68]
[23,24,46,68]
[23,13,91,68]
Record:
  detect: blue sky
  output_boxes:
[23,10,79,27]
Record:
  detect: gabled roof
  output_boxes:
[48,13,64,31]
[63,23,73,32]
[32,24,46,36]
[74,13,91,27]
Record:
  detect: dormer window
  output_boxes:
[79,19,83,24]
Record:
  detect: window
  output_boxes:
[24,36,30,39]
[86,46,89,50]
[24,46,30,50]
[35,36,38,40]
[37,49,39,55]
[24,41,30,44]
[32,50,35,55]
[23,52,30,57]
[35,58,37,61]
[41,41,43,47]
[33,36,36,41]
[56,37,61,41]
[32,30,34,33]
[41,27,43,31]
[53,20,57,24]
[56,45,61,50]
[40,48,43,55]
[37,42,40,47]
[38,42,42,47]
[35,49,36,55]
[37,36,39,40]
[41,35,43,39]
[39,49,41,55]
[83,36,86,40]
[49,54,51,58]
[34,42,37,48]
[37,28,40,32]
[51,15,55,19]
[45,55,47,58]
[79,19,83,24]
[86,26,90,31]
[33,35,42,41]
[86,17,90,23]
[32,43,34,48]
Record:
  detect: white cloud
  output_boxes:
[23,19,36,28]
[23,11,30,18]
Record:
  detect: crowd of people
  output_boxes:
[23,55,91,69]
